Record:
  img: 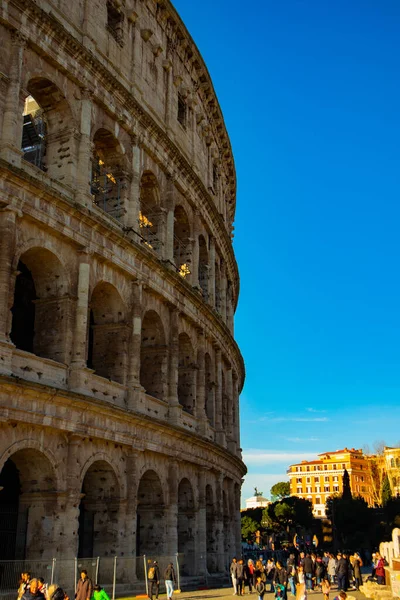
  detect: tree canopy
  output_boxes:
[270,481,290,501]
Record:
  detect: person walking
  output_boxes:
[287,564,297,597]
[47,585,67,600]
[327,554,337,585]
[91,585,110,600]
[22,579,44,600]
[303,555,314,591]
[375,554,386,585]
[335,554,347,592]
[236,559,245,596]
[147,561,160,600]
[353,554,363,590]
[255,577,266,600]
[273,562,288,600]
[75,571,92,600]
[164,562,176,600]
[231,558,239,595]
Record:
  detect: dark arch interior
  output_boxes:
[0,459,21,560]
[10,260,36,352]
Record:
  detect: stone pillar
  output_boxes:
[120,449,139,558]
[215,348,226,446]
[0,33,26,166]
[191,212,201,288]
[127,280,142,410]
[163,56,173,129]
[195,330,207,434]
[196,469,207,576]
[233,375,241,457]
[209,236,216,307]
[76,89,93,204]
[168,306,181,423]
[59,435,84,556]
[165,461,178,555]
[164,176,175,263]
[226,366,236,453]
[215,474,225,572]
[220,262,227,322]
[69,253,91,392]
[125,137,141,233]
[234,481,242,556]
[0,207,19,343]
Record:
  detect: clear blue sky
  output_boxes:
[172,0,400,505]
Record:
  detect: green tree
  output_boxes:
[326,494,371,549]
[342,469,352,500]
[270,481,290,501]
[381,474,392,506]
[241,515,259,541]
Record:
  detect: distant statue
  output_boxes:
[254,487,263,496]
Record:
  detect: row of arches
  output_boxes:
[0,446,240,574]
[18,79,234,319]
[9,245,238,428]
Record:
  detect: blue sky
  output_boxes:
[172,0,400,505]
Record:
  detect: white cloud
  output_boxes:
[307,408,327,413]
[285,437,320,443]
[243,450,317,466]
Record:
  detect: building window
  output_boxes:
[324,476,329,482]
[324,465,327,470]
[315,497,321,504]
[342,463,346,469]
[317,465,322,471]
[306,477,311,483]
[177,93,187,128]
[333,464,337,470]
[297,478,302,484]
[333,485,339,492]
[306,466,310,472]
[324,486,330,492]
[333,476,338,482]
[315,487,321,493]
[306,486,312,493]
[314,477,319,483]
[297,487,302,494]
[107,0,124,45]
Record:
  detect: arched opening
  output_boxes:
[87,282,129,384]
[198,235,209,300]
[174,205,192,278]
[22,79,76,183]
[91,128,126,220]
[137,470,165,557]
[178,478,195,575]
[178,333,196,414]
[139,171,162,254]
[78,460,120,557]
[140,311,167,400]
[10,248,69,363]
[205,353,215,427]
[0,449,57,559]
[205,484,217,573]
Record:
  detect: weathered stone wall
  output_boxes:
[0,0,245,572]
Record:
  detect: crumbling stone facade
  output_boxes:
[0,0,245,573]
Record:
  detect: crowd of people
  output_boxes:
[16,563,178,600]
[230,550,387,600]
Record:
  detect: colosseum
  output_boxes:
[0,0,245,576]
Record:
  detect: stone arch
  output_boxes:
[178,477,195,575]
[140,310,167,400]
[137,469,165,556]
[10,246,70,363]
[198,235,209,300]
[91,128,127,220]
[178,332,196,414]
[78,459,120,557]
[139,171,163,254]
[22,77,77,182]
[174,205,192,274]
[87,281,129,384]
[205,352,215,427]
[205,484,217,573]
[0,447,57,559]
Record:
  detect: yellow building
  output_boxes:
[384,446,400,496]
[287,448,374,517]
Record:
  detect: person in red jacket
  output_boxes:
[375,554,386,585]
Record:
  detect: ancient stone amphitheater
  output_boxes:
[0,0,245,575]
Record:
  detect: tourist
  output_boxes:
[91,584,110,600]
[327,554,337,585]
[236,559,245,596]
[37,579,47,598]
[147,561,160,600]
[247,559,256,593]
[321,577,331,600]
[255,576,266,600]
[335,553,347,591]
[18,573,32,600]
[230,558,239,595]
[21,579,44,600]
[352,553,363,590]
[287,564,297,597]
[164,562,176,600]
[332,592,346,600]
[266,559,275,593]
[303,554,314,591]
[273,561,288,600]
[75,571,93,600]
[375,554,386,585]
[315,556,325,591]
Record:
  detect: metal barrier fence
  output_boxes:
[0,555,185,600]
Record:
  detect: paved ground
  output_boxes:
[139,587,367,600]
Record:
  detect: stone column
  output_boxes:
[191,212,201,288]
[168,306,181,423]
[220,262,227,322]
[0,207,19,344]
[127,280,142,410]
[120,449,139,558]
[76,89,93,204]
[195,330,207,434]
[164,175,175,263]
[208,236,216,307]
[234,481,242,556]
[124,135,141,233]
[0,33,26,166]
[59,435,84,556]
[163,54,173,129]
[215,474,225,572]
[215,348,226,446]
[233,375,241,457]
[69,253,91,392]
[226,365,236,453]
[196,469,207,576]
[165,461,178,555]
